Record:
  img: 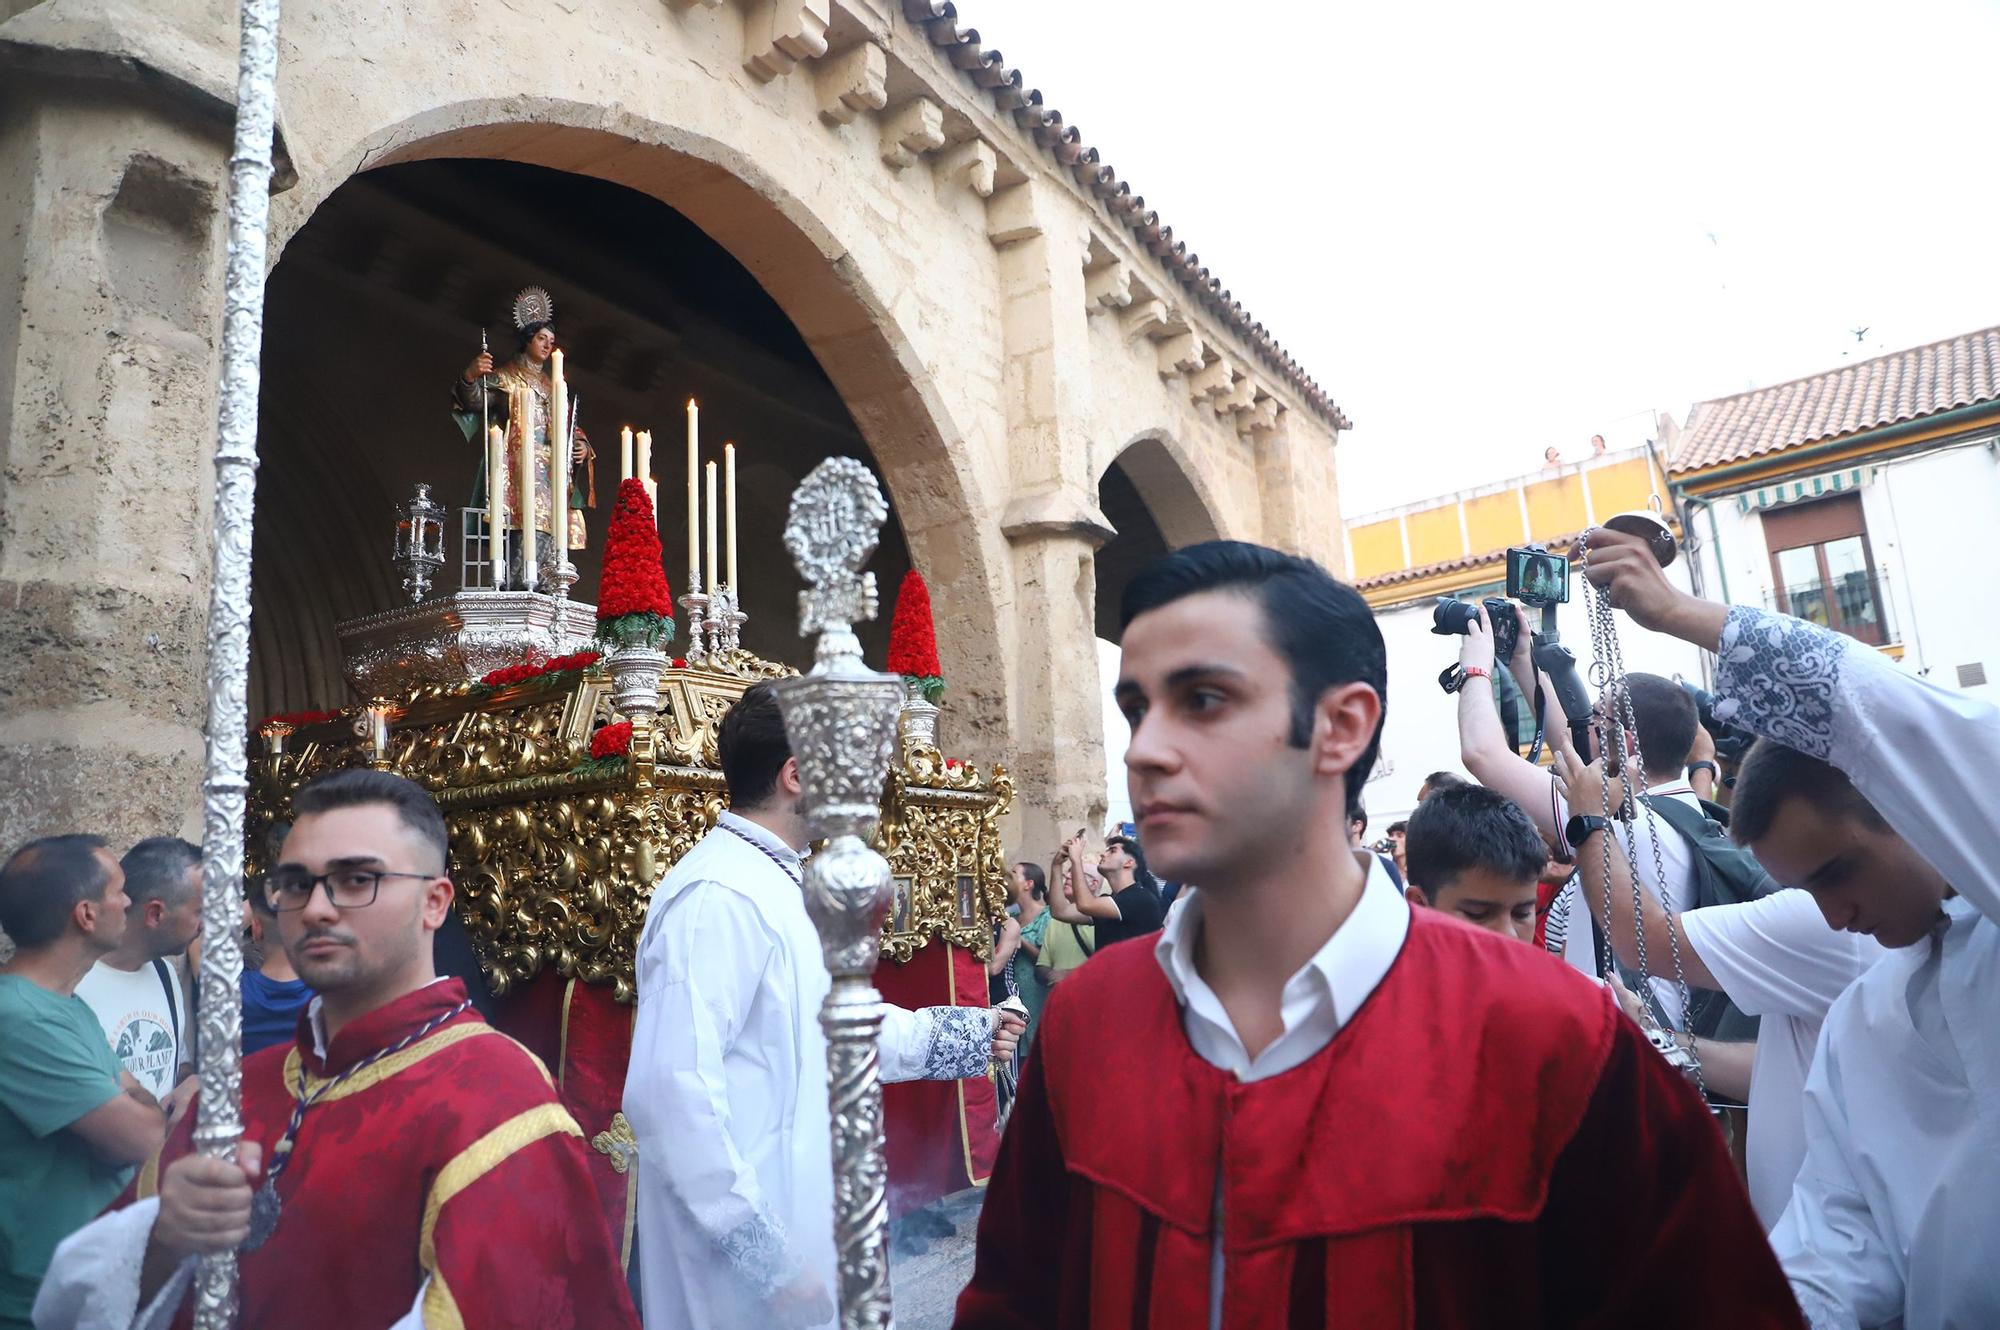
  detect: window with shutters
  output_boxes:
[1760,494,1892,647]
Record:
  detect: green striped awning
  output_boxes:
[1737,467,1869,514]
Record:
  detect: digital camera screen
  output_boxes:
[1506,547,1570,605]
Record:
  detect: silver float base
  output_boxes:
[337,591,599,698]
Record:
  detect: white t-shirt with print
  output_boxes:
[74,960,187,1100]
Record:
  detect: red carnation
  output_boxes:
[886,570,943,679]
[590,720,633,760]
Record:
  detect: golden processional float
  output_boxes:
[237,335,1012,1280]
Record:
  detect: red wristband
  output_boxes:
[1462,666,1491,682]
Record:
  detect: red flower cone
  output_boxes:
[886,570,942,677]
[596,479,674,647]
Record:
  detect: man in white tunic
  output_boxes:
[623,682,1022,1330]
[1585,525,2000,1330]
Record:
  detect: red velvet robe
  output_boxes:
[124,980,637,1329]
[956,909,1803,1329]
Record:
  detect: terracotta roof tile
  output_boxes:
[1671,325,2000,474]
[901,1,1351,431]
[1356,532,1587,594]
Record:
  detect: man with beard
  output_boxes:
[956,541,1799,1329]
[34,770,637,1330]
[75,839,202,1106]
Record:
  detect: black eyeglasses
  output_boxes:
[263,867,435,912]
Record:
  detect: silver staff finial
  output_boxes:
[773,457,903,1329]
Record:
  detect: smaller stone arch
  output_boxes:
[1093,431,1229,640]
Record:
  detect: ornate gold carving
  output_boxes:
[246,671,1013,1000]
[592,1111,640,1175]
[877,741,1014,964]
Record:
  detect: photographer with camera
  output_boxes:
[1582,524,2000,1330]
[1451,600,1716,1029]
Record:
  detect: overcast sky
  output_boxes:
[989,0,2000,516]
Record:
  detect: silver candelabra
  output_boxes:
[772,458,903,1330]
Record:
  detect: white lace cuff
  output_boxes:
[916,1005,996,1081]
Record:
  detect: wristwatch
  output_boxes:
[1565,813,1612,850]
[1687,760,1719,782]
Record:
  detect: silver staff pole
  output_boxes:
[193,0,282,1323]
[773,458,904,1330]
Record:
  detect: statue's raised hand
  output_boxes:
[463,351,494,383]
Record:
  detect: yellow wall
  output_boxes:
[1404,506,1462,566]
[1523,474,1588,536]
[1348,519,1405,582]
[1583,457,1660,520]
[1463,491,1526,555]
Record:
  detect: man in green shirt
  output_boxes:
[0,834,172,1328]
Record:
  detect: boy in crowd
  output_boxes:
[1401,784,1546,944]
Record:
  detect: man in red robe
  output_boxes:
[34,770,638,1330]
[956,541,1802,1329]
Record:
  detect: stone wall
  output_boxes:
[0,0,1344,858]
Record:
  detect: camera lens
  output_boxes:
[1431,597,1477,636]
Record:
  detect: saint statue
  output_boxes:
[452,286,594,588]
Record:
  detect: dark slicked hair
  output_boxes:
[1120,541,1386,816]
[1730,738,1885,847]
[1620,673,1701,776]
[719,681,792,810]
[1420,772,1469,798]
[122,836,200,908]
[0,834,112,950]
[291,769,449,872]
[1404,785,1547,901]
[1105,834,1160,893]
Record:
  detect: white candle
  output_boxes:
[725,441,738,591]
[620,425,634,483]
[517,391,536,585]
[637,430,654,520]
[705,461,719,596]
[686,399,700,588]
[487,425,505,587]
[550,350,569,556]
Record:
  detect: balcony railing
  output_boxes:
[1764,566,1898,647]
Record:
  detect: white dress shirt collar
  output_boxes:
[1153,851,1410,1083]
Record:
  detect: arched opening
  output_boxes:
[1091,434,1226,642]
[251,156,935,716]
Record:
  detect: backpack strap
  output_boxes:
[150,957,182,1060]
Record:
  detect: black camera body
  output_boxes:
[1431,596,1520,663]
[1680,678,1757,763]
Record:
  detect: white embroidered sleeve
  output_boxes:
[1713,604,2000,923]
[878,1004,995,1083]
[31,1198,192,1330]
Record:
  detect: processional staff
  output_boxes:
[774,458,906,1330]
[194,0,283,1323]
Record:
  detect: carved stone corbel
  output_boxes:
[742,0,830,82]
[1123,298,1170,341]
[1154,331,1205,379]
[985,180,1044,247]
[1188,356,1234,403]
[1218,373,1258,415]
[816,43,887,125]
[1242,395,1283,439]
[935,137,997,197]
[880,97,946,170]
[1084,260,1131,315]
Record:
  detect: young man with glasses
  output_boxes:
[34,769,638,1330]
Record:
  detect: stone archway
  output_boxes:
[262,107,1014,752]
[1093,431,1228,640]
